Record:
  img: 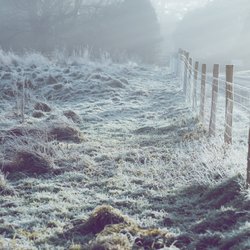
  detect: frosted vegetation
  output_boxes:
[0,0,160,64]
[0,50,249,249]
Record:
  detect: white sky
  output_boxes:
[153,0,214,19]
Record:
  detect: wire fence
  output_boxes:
[171,49,250,186]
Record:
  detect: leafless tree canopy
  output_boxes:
[0,0,160,62]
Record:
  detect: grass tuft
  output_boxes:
[63,110,81,124]
[0,172,14,195]
[200,175,243,209]
[67,205,134,236]
[2,150,55,175]
[195,234,222,250]
[48,122,83,143]
[89,234,131,250]
[66,205,174,249]
[34,102,52,112]
[32,111,45,118]
[191,209,244,234]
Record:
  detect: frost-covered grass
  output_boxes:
[0,51,249,249]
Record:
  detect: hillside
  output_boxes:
[0,51,249,250]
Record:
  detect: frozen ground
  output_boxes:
[0,51,249,249]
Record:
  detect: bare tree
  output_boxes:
[0,0,160,62]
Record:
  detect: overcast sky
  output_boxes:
[153,0,213,20]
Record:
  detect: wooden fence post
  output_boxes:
[177,48,182,77]
[183,51,189,98]
[247,128,250,187]
[187,57,193,103]
[224,65,234,144]
[199,64,206,122]
[179,49,184,87]
[171,53,177,74]
[193,61,199,110]
[21,79,25,123]
[209,64,219,136]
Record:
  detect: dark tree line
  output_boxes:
[0,0,160,62]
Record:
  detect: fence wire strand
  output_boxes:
[176,51,250,146]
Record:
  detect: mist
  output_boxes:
[156,0,250,69]
[0,1,249,249]
[0,0,249,67]
[0,0,160,63]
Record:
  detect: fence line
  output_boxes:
[248,129,250,187]
[209,64,219,137]
[173,49,250,186]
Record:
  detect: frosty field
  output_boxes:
[0,52,249,250]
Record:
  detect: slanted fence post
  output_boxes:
[169,55,173,73]
[187,57,193,103]
[192,61,199,111]
[199,64,207,122]
[183,51,189,99]
[177,48,182,78]
[224,65,234,144]
[209,64,219,136]
[21,79,25,123]
[247,128,250,186]
[180,49,185,88]
[172,53,177,74]
[175,51,179,76]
